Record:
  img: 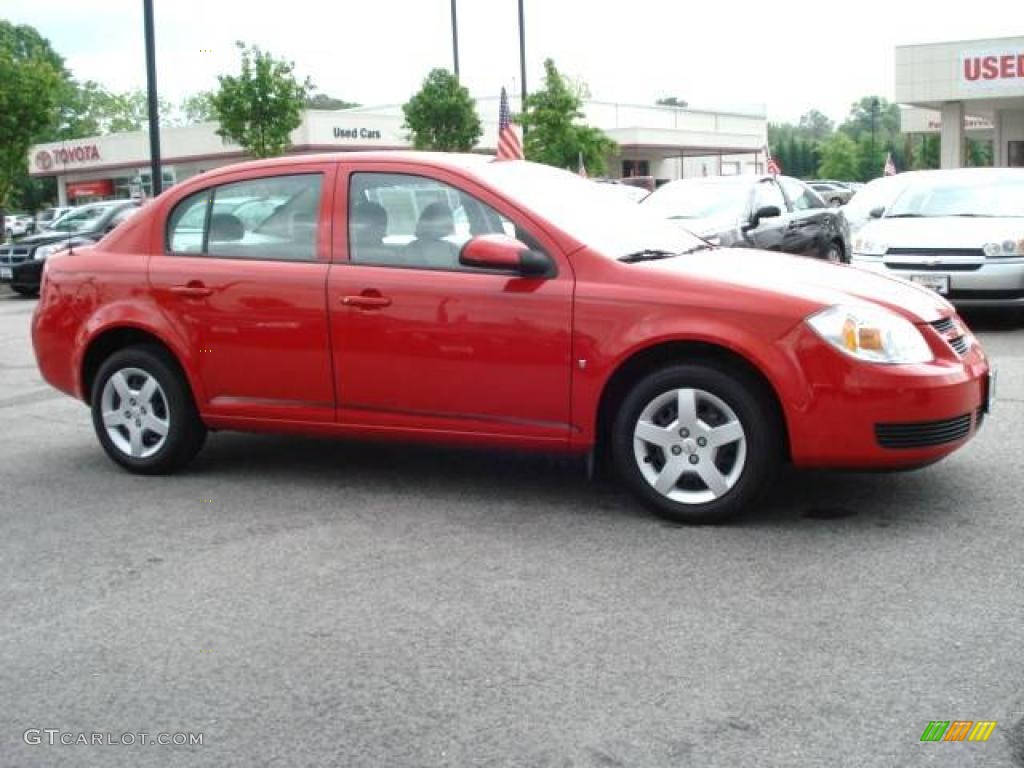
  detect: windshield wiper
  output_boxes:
[947,213,992,217]
[619,249,679,263]
[682,243,715,254]
[887,213,926,218]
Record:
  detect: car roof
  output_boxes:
[194,151,495,184]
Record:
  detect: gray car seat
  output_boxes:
[404,202,459,268]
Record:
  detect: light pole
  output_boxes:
[143,0,162,196]
[450,0,460,80]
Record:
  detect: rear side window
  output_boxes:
[780,178,825,211]
[166,174,322,261]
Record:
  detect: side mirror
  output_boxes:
[460,234,552,277]
[746,205,781,230]
[869,206,885,219]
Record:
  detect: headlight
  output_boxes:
[32,243,68,261]
[983,239,1024,257]
[806,305,933,364]
[853,237,887,256]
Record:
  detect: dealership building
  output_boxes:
[896,35,1024,168]
[27,97,768,205]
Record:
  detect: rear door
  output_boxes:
[149,163,337,422]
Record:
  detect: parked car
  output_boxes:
[642,174,850,262]
[808,182,854,206]
[851,168,1024,309]
[841,172,923,236]
[0,200,139,296]
[4,214,34,238]
[595,179,650,203]
[31,153,991,524]
[35,206,74,231]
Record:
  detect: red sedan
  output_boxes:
[31,153,993,523]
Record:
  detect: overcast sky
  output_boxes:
[5,0,1023,123]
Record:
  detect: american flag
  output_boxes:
[883,151,896,176]
[496,87,524,161]
[765,145,781,175]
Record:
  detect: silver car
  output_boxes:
[841,172,923,236]
[851,169,1024,308]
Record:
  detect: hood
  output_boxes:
[861,216,1024,249]
[667,215,739,240]
[16,229,100,247]
[642,248,950,323]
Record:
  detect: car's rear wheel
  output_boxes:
[91,346,206,474]
[611,363,780,524]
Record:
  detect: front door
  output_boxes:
[327,166,574,443]
[149,165,336,422]
[746,178,789,251]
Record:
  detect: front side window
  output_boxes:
[753,180,786,213]
[779,178,825,211]
[166,174,322,261]
[348,172,529,270]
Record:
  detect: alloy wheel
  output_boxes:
[99,367,171,459]
[632,387,747,505]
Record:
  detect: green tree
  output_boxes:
[401,68,481,152]
[797,109,834,142]
[305,93,360,110]
[912,135,940,170]
[0,22,63,212]
[519,59,617,175]
[817,133,860,180]
[180,90,217,123]
[211,42,312,158]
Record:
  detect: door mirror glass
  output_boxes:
[460,234,551,276]
[869,206,885,219]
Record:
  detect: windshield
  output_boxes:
[641,180,751,223]
[887,174,1024,218]
[476,161,706,258]
[49,205,107,232]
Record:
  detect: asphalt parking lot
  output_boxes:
[1,287,1022,768]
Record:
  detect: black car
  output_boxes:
[641,175,851,263]
[0,200,139,296]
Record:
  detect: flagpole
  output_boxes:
[517,0,527,136]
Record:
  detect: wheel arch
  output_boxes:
[594,340,792,463]
[80,324,199,407]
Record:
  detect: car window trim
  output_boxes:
[164,171,325,263]
[344,169,557,278]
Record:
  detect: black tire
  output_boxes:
[11,285,38,298]
[90,345,206,474]
[822,240,845,264]
[611,363,781,524]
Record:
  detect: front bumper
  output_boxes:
[5,258,43,292]
[852,255,1024,307]
[785,320,990,469]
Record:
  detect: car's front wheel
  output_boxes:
[612,363,781,524]
[91,346,207,474]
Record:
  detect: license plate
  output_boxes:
[986,369,997,414]
[0,267,11,281]
[909,273,950,295]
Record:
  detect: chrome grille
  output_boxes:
[887,247,985,257]
[929,317,969,357]
[0,247,31,266]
